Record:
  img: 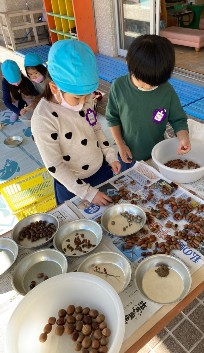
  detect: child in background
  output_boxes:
[24,53,47,94]
[106,35,191,172]
[1,60,39,122]
[31,40,121,206]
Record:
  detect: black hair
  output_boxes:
[126,35,175,86]
[8,73,35,100]
[42,72,53,101]
[25,64,48,78]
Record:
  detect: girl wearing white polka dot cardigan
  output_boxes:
[31,40,121,206]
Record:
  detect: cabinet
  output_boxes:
[0,9,49,51]
[43,0,98,53]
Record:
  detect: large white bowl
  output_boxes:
[152,137,204,184]
[6,272,125,353]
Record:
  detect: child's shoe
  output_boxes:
[10,113,18,122]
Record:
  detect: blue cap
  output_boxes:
[1,60,21,83]
[24,53,43,67]
[48,40,99,95]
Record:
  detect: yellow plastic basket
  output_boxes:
[0,168,56,220]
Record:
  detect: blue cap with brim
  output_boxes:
[1,60,21,83]
[24,53,43,67]
[48,40,99,95]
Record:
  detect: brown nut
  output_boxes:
[74,342,82,351]
[92,322,99,330]
[77,333,85,343]
[92,339,100,349]
[100,336,109,346]
[99,346,108,353]
[48,317,56,325]
[67,305,75,315]
[43,323,52,333]
[39,332,47,343]
[96,314,105,323]
[64,324,75,335]
[58,309,67,317]
[93,329,102,340]
[102,327,111,337]
[71,331,79,342]
[82,324,92,336]
[82,336,92,349]
[76,321,83,332]
[82,307,90,315]
[75,306,83,313]
[89,309,98,318]
[81,349,89,353]
[76,313,84,321]
[67,315,76,324]
[83,315,92,324]
[56,317,65,325]
[55,325,64,336]
[99,321,107,330]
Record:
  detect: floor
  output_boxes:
[0,43,204,352]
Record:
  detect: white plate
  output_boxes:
[77,251,132,293]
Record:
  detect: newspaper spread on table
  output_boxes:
[65,161,204,340]
[1,161,204,349]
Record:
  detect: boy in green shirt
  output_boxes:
[106,35,191,171]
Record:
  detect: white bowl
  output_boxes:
[0,238,18,276]
[6,272,125,353]
[152,137,204,183]
[12,248,68,296]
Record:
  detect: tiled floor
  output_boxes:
[0,43,204,352]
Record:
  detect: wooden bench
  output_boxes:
[160,26,204,51]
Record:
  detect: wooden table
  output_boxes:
[121,266,204,352]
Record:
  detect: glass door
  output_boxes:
[114,0,160,56]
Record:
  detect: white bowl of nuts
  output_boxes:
[6,272,125,353]
[152,137,204,184]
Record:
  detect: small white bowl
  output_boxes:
[152,137,204,184]
[53,219,103,257]
[12,248,68,296]
[0,238,18,276]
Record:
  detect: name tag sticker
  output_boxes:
[152,108,167,124]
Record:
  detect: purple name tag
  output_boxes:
[152,108,167,124]
[86,108,97,126]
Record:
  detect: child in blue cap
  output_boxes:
[1,59,39,122]
[24,53,47,94]
[31,40,121,206]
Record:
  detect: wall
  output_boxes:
[93,0,117,57]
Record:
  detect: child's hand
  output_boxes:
[177,138,191,155]
[111,161,121,174]
[20,107,30,116]
[92,191,112,206]
[118,144,133,163]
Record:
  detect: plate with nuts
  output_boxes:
[134,254,192,304]
[101,203,146,237]
[7,272,125,353]
[53,219,103,257]
[77,251,132,293]
[12,213,59,250]
[12,248,68,295]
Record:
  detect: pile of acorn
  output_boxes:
[39,305,111,353]
[18,220,57,243]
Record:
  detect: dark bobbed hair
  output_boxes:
[25,64,48,78]
[8,73,36,100]
[126,35,175,86]
[42,72,54,101]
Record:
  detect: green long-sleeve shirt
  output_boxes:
[106,75,188,161]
